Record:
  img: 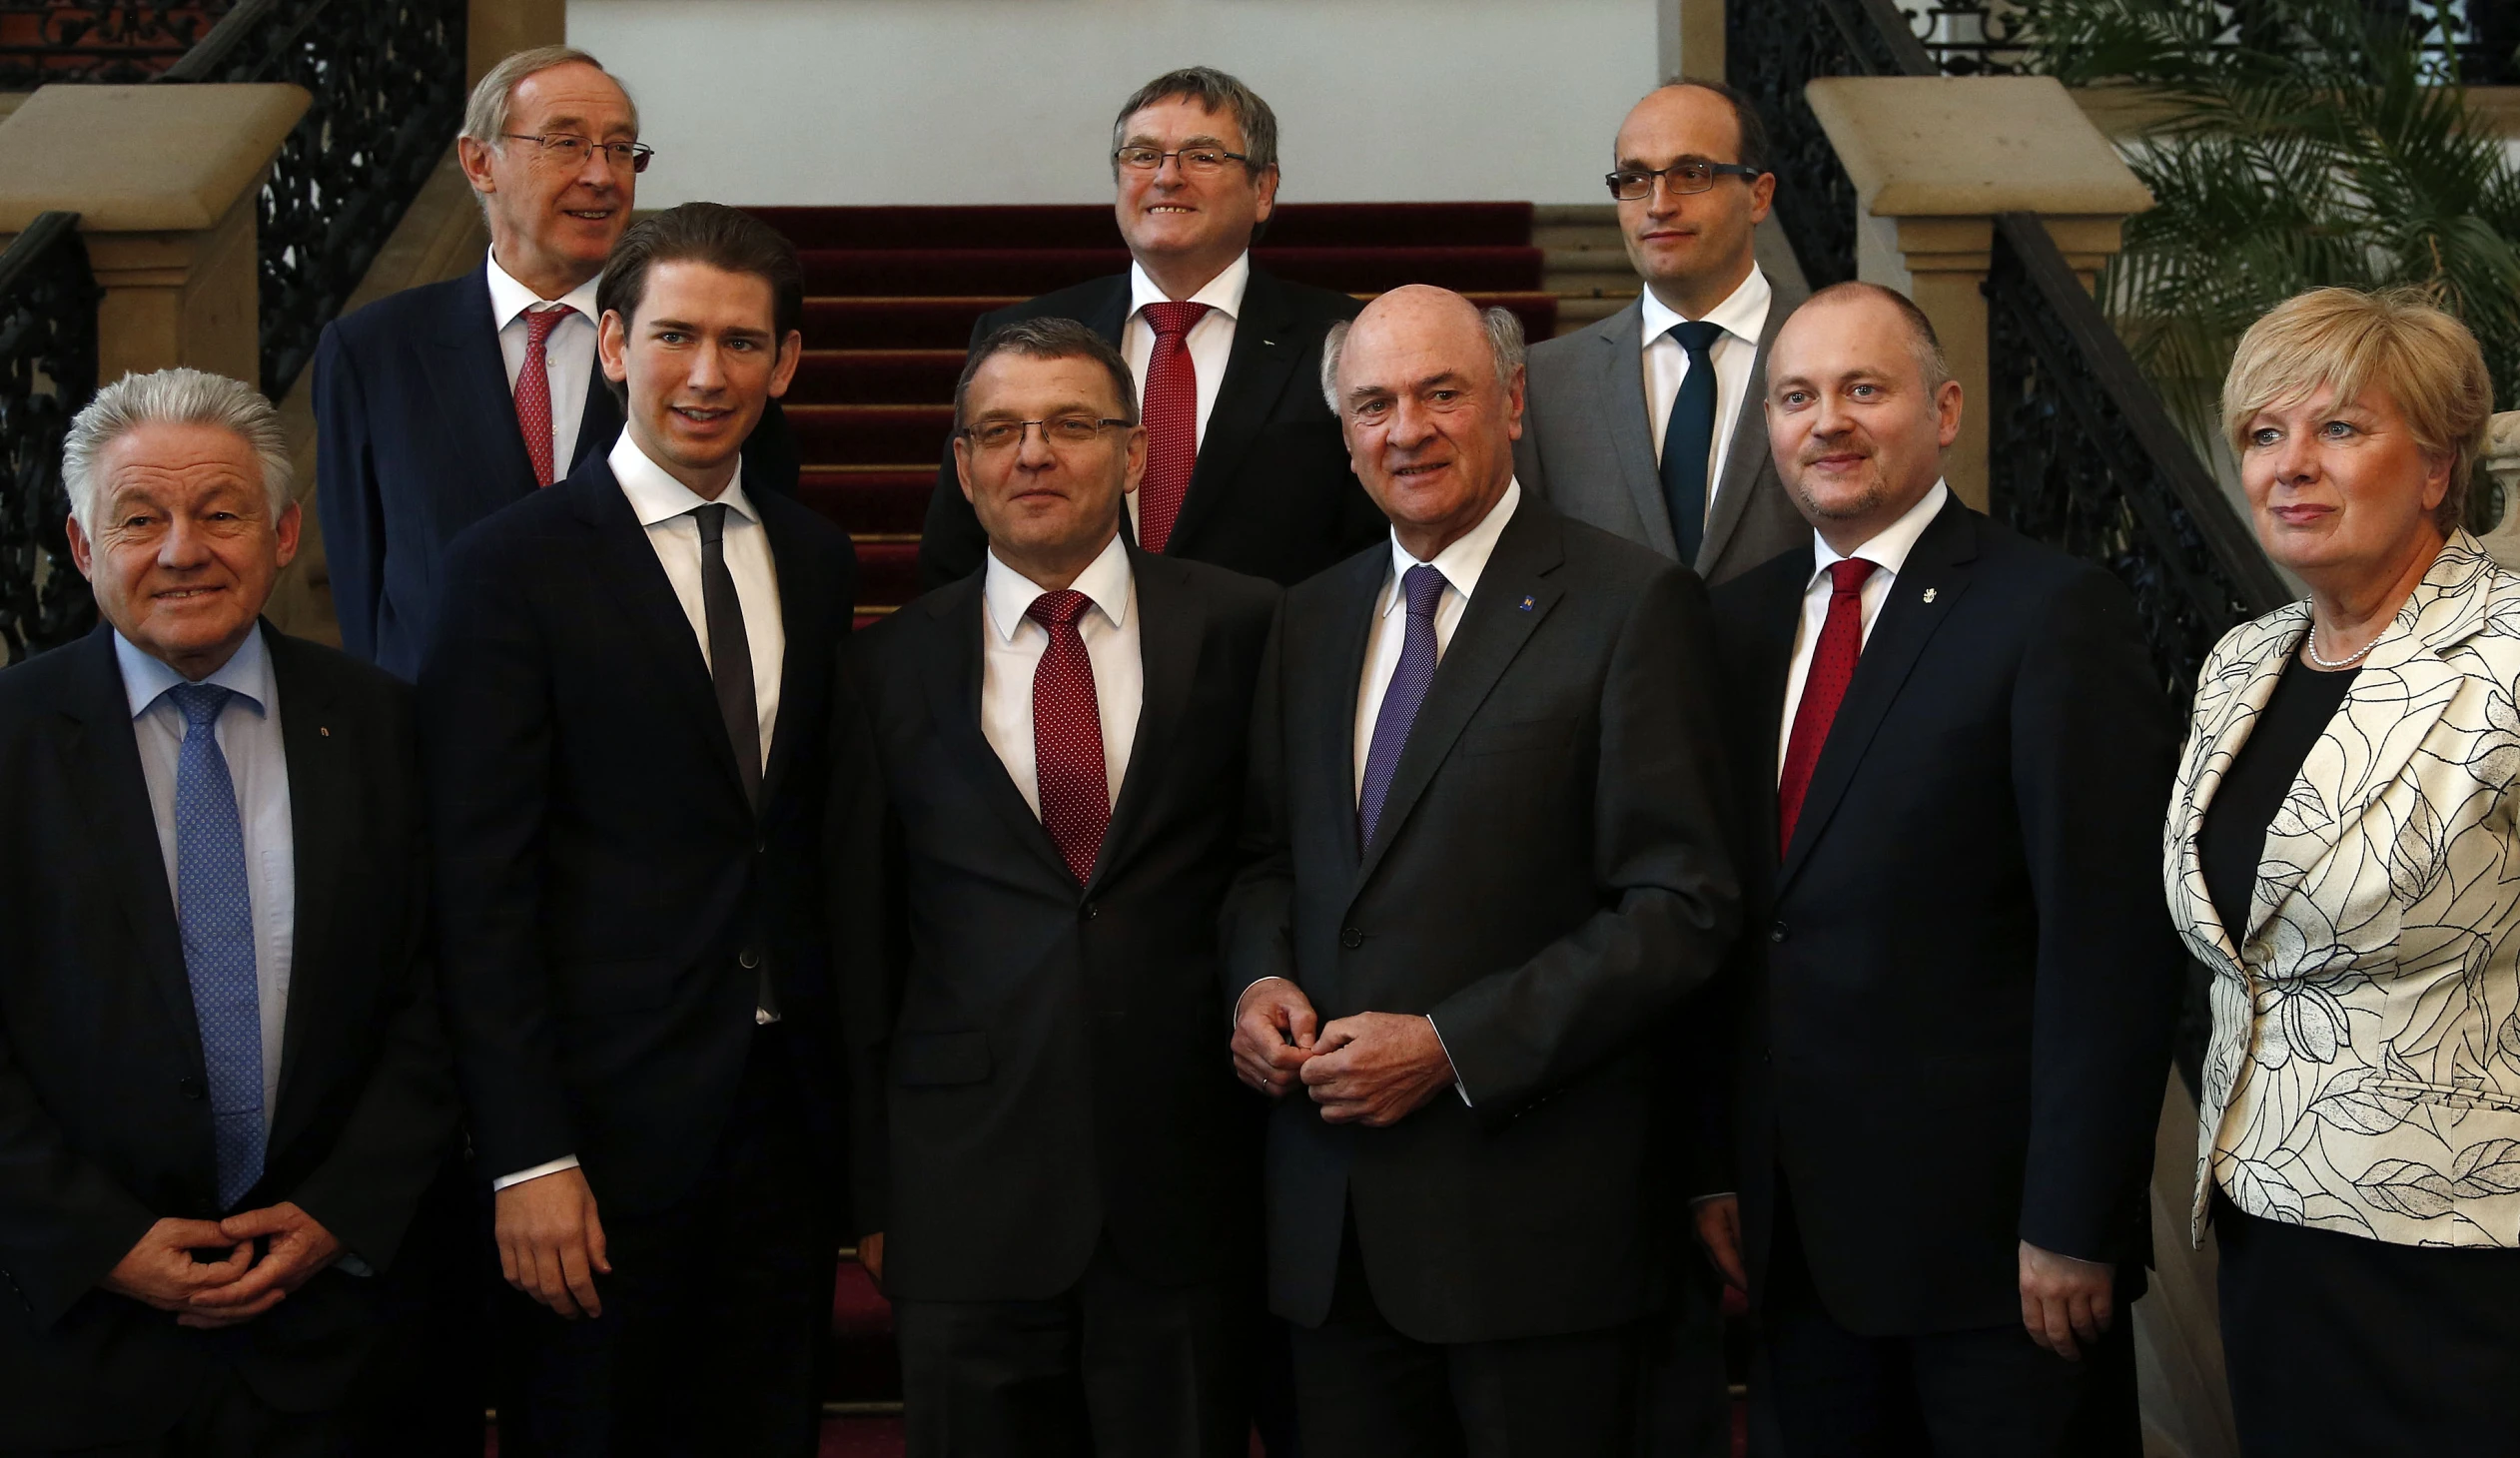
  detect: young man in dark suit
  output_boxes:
[1223,286,1740,1457]
[315,45,795,681]
[0,368,454,1457]
[420,204,857,1457]
[837,318,1277,1457]
[918,66,1383,590]
[1693,283,2183,1456]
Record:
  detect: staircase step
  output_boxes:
[794,350,969,402]
[855,537,922,607]
[801,246,1544,299]
[800,467,935,535]
[802,298,1021,351]
[752,202,1534,251]
[787,403,954,467]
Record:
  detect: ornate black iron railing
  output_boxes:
[158,0,466,398]
[0,212,102,665]
[1897,1,2519,83]
[1726,0,1934,291]
[0,1,227,88]
[1982,213,2289,704]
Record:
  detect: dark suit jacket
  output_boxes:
[917,267,1384,588]
[315,262,800,680]
[833,546,1277,1301]
[1703,496,2184,1336]
[0,623,455,1447]
[420,456,856,1219]
[1513,288,1808,586]
[1222,497,1739,1344]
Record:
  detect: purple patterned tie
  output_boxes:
[1358,563,1447,850]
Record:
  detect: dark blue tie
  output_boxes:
[1661,320,1724,565]
[167,682,265,1211]
[1358,564,1447,851]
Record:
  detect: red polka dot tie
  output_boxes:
[1136,301,1212,553]
[1778,557,1877,854]
[514,305,567,487]
[1026,589,1109,886]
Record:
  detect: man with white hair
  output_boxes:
[0,367,455,1456]
[313,44,797,681]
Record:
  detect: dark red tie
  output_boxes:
[1778,558,1877,853]
[514,305,567,487]
[1026,589,1110,885]
[1137,301,1212,553]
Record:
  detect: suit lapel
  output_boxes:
[1699,299,1785,574]
[265,627,344,1132]
[1778,498,1979,892]
[1092,547,1201,888]
[428,264,541,503]
[2168,607,2302,962]
[1594,303,1680,560]
[1169,268,1300,555]
[57,628,201,1046]
[916,577,1076,884]
[1740,548,1815,866]
[1351,502,1564,895]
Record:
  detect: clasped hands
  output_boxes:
[1230,979,1456,1126]
[102,1201,342,1329]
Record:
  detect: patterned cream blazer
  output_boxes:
[2165,532,2520,1249]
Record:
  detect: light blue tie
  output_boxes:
[168,682,265,1210]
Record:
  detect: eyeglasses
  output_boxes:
[1604,160,1762,201]
[502,133,655,174]
[1113,146,1254,176]
[960,416,1133,451]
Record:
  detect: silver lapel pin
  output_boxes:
[1922,588,1938,603]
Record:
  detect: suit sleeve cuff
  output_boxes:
[1233,976,1291,1021]
[1425,1015,1472,1107]
[490,1154,580,1192]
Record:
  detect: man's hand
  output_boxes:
[496,1166,610,1320]
[101,1217,258,1323]
[1300,1013,1456,1126]
[181,1202,343,1327]
[1232,979,1319,1096]
[856,1231,884,1286]
[1693,1194,1747,1291]
[2019,1239,2113,1360]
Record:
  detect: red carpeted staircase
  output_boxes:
[742,203,1556,622]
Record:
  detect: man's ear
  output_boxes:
[597,309,630,384]
[1935,377,1965,449]
[65,512,93,581]
[768,330,804,400]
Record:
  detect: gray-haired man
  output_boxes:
[0,368,454,1457]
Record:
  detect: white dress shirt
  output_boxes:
[1639,266,1772,526]
[1119,253,1249,533]
[1776,480,1949,777]
[980,533,1143,814]
[485,249,602,476]
[609,430,786,771]
[118,627,294,1128]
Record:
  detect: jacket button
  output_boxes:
[177,1077,205,1100]
[1769,923,1788,944]
[1082,902,1099,921]
[1340,928,1363,949]
[738,948,761,969]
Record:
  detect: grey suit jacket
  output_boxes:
[1514,286,1808,586]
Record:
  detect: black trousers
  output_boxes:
[495,1027,837,1458]
[1758,1178,2137,1458]
[891,1235,1248,1458]
[1286,1213,1642,1458]
[0,1366,350,1458]
[1638,1251,1732,1458]
[2216,1189,2520,1456]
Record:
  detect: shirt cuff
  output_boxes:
[490,1154,581,1192]
[1424,1015,1471,1106]
[1233,976,1292,1021]
[1689,1191,1738,1206]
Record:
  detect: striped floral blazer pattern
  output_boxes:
[2165,532,2520,1249]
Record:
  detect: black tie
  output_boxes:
[1661,320,1724,565]
[692,502,763,808]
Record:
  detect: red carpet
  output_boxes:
[747,203,1559,620]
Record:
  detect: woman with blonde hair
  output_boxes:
[2162,286,2519,1451]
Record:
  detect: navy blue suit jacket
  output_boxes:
[314,262,799,680]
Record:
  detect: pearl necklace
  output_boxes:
[2303,613,2378,671]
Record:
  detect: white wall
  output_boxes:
[569,0,1658,208]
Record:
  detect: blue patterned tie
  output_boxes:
[167,682,265,1210]
[1358,564,1448,851]
[1661,320,1724,565]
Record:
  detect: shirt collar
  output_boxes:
[983,531,1134,644]
[608,429,756,529]
[1128,252,1251,324]
[1638,265,1772,353]
[117,620,274,721]
[1807,479,1949,589]
[1381,478,1522,615]
[484,248,601,332]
